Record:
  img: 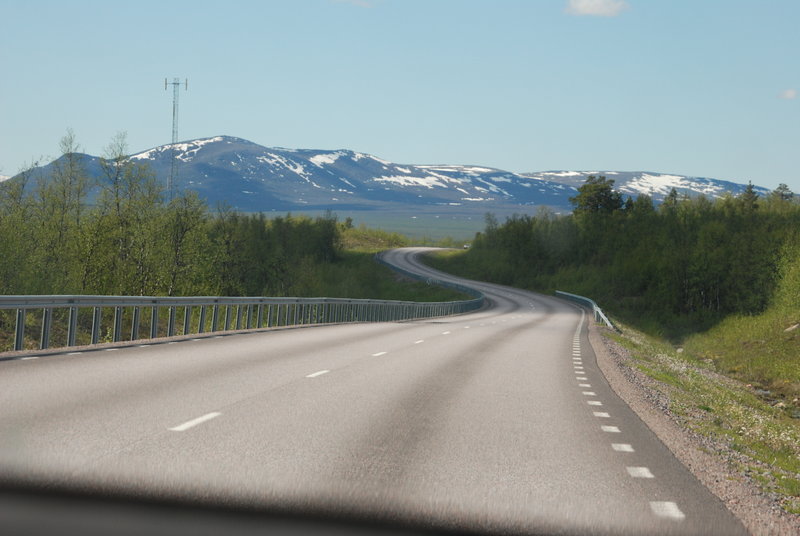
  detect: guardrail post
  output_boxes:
[67,306,78,347]
[40,308,52,350]
[167,306,176,337]
[206,304,215,332]
[113,306,123,342]
[256,304,263,328]
[236,304,244,330]
[131,307,140,341]
[183,306,192,335]
[199,306,207,333]
[150,305,159,339]
[91,306,102,345]
[224,306,231,331]
[14,308,25,351]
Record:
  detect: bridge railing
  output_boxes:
[0,292,484,353]
[555,290,617,331]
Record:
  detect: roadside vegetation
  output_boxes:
[0,132,466,351]
[425,175,800,514]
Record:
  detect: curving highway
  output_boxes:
[0,248,746,535]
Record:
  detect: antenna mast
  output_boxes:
[165,77,187,200]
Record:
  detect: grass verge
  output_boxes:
[607,321,800,516]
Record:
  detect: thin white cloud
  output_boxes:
[779,89,797,100]
[566,0,628,17]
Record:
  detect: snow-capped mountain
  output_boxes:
[126,136,577,211]
[10,135,771,214]
[522,171,771,201]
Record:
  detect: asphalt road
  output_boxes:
[0,248,747,535]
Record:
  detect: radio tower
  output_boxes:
[165,77,187,200]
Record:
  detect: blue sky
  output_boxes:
[1,0,798,190]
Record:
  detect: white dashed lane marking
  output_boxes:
[372,352,387,357]
[593,412,610,418]
[306,370,330,378]
[650,501,685,520]
[612,443,635,452]
[587,401,603,406]
[601,425,621,433]
[627,466,655,478]
[414,340,424,344]
[169,412,221,432]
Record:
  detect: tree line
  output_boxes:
[0,132,341,297]
[445,175,800,336]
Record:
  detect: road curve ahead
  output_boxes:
[0,248,746,535]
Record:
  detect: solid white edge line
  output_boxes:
[21,356,39,360]
[306,369,330,378]
[169,412,222,432]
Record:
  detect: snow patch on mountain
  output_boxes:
[309,151,348,167]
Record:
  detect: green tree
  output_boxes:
[569,175,624,215]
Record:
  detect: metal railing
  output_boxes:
[1,291,484,353]
[555,290,617,331]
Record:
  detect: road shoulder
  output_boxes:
[587,319,800,536]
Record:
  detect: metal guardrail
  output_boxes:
[555,291,617,331]
[2,285,484,353]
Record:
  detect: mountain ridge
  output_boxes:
[9,135,771,214]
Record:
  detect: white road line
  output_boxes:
[21,356,39,360]
[582,391,596,396]
[464,326,470,329]
[627,466,655,478]
[66,352,82,356]
[169,412,222,432]
[137,344,150,348]
[579,383,592,387]
[105,348,119,352]
[442,331,451,335]
[576,376,588,381]
[372,351,387,357]
[601,425,621,433]
[612,443,635,452]
[593,412,610,418]
[649,501,685,520]
[587,400,603,406]
[306,369,330,378]
[414,340,424,344]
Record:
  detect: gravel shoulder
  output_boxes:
[588,319,800,536]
